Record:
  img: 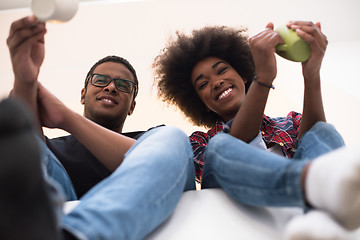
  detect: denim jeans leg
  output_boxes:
[294,121,345,160]
[36,136,77,231]
[37,136,77,201]
[62,126,195,240]
[202,132,308,208]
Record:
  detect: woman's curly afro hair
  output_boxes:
[153,26,256,128]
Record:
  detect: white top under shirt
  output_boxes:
[249,132,284,156]
[221,122,284,156]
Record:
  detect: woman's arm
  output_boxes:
[289,21,327,138]
[230,23,282,142]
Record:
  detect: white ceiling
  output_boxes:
[0,0,142,11]
[0,0,31,10]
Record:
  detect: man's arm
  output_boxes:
[7,16,47,137]
[37,83,136,171]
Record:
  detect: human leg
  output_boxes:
[0,98,63,240]
[291,122,360,230]
[305,145,360,230]
[203,128,360,231]
[202,132,309,208]
[37,137,77,201]
[293,121,345,160]
[62,126,195,240]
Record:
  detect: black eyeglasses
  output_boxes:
[87,74,137,94]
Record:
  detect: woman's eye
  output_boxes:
[218,67,227,75]
[199,81,208,90]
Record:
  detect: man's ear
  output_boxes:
[80,88,86,105]
[128,100,136,116]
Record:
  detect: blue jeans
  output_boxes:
[37,137,77,201]
[201,121,345,209]
[42,126,195,240]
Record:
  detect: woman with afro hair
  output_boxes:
[154,21,360,238]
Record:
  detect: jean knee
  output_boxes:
[203,134,230,178]
[310,121,336,135]
[139,126,193,164]
[308,122,344,144]
[202,145,222,189]
[208,132,230,150]
[296,121,345,159]
[143,126,187,142]
[159,126,191,152]
[160,126,188,140]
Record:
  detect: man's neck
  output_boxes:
[92,118,124,134]
[83,113,125,134]
[100,122,123,134]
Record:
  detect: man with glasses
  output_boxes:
[7,16,152,198]
[46,56,146,198]
[2,15,196,240]
[82,57,139,134]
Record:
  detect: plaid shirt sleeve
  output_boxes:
[189,122,223,182]
[261,111,302,158]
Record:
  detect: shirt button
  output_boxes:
[279,143,284,146]
[261,131,265,134]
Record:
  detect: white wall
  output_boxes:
[1,0,359,146]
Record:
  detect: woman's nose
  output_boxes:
[213,78,225,89]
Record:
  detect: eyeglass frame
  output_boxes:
[85,73,138,97]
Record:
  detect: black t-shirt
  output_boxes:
[46,131,145,198]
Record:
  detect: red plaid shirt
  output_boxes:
[189,111,302,182]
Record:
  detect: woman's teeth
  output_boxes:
[218,88,233,100]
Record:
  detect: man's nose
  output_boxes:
[103,80,117,94]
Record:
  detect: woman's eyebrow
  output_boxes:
[194,74,204,84]
[194,61,225,84]
[212,61,225,69]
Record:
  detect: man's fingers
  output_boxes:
[7,23,46,55]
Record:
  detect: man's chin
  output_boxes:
[88,112,126,127]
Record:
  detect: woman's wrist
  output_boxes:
[253,76,275,89]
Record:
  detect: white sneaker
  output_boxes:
[283,211,348,240]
